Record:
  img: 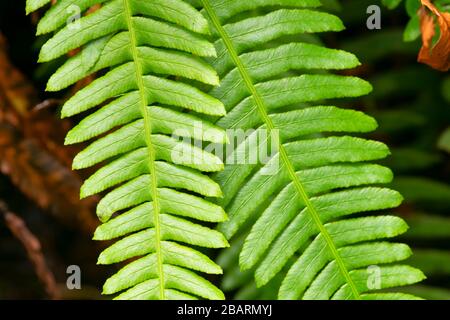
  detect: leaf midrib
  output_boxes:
[202,0,361,300]
[123,0,165,300]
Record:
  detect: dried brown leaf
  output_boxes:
[418,0,450,71]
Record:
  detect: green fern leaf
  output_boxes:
[26,0,51,15]
[199,0,425,300]
[27,0,229,300]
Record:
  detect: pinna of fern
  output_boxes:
[192,0,426,299]
[26,0,230,300]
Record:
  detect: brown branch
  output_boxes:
[0,200,60,299]
[0,32,99,234]
[31,99,62,113]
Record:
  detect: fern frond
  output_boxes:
[199,0,425,299]
[27,0,229,300]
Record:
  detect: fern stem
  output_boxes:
[201,0,361,300]
[123,0,165,300]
